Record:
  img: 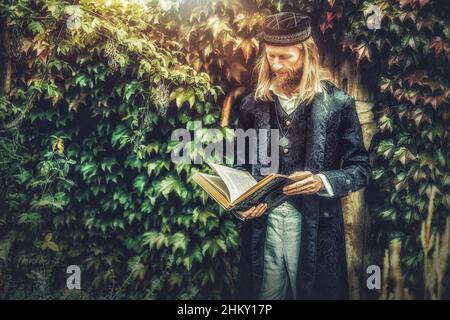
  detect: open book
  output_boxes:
[192,162,295,212]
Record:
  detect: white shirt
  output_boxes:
[269,83,335,197]
[269,83,304,115]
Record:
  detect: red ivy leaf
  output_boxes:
[380,79,393,93]
[399,11,417,23]
[320,12,335,34]
[394,88,405,102]
[429,37,449,56]
[400,0,416,8]
[404,72,424,87]
[236,38,256,64]
[327,11,335,23]
[425,95,443,110]
[419,0,430,8]
[388,55,399,68]
[353,42,371,64]
[405,90,419,105]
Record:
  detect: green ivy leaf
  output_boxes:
[169,232,189,254]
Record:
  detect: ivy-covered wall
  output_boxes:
[0,0,237,299]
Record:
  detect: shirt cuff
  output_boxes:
[317,174,334,197]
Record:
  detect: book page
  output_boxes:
[192,173,231,210]
[200,174,230,202]
[208,163,257,203]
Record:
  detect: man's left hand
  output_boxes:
[282,171,325,195]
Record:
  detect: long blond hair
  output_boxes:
[254,37,324,105]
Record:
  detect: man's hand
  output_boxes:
[282,171,325,195]
[236,203,268,220]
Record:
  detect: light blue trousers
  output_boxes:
[258,201,302,300]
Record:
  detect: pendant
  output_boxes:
[279,136,289,148]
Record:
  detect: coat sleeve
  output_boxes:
[319,96,372,199]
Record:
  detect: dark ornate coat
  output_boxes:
[231,80,371,299]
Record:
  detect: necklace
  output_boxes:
[274,97,303,148]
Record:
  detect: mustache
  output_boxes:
[272,67,301,79]
[273,65,301,75]
[275,67,294,74]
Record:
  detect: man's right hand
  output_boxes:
[236,203,268,220]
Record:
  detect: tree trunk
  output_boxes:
[320,45,377,300]
[0,16,11,94]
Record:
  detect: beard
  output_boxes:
[273,66,302,95]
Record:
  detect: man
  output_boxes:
[231,12,371,300]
